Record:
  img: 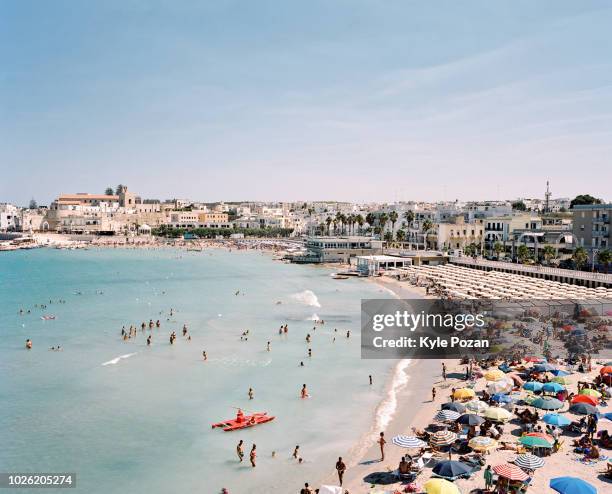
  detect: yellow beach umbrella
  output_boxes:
[424,478,461,494]
[580,388,601,398]
[485,369,506,381]
[469,436,498,451]
[552,376,570,385]
[484,407,512,422]
[454,388,476,401]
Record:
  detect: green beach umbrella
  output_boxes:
[519,435,553,448]
[531,397,563,410]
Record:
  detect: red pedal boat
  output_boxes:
[212,411,275,431]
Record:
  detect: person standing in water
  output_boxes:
[301,384,309,399]
[236,440,244,462]
[249,444,257,467]
[369,375,373,385]
[248,388,254,400]
[335,457,346,486]
[146,335,152,346]
[202,351,207,360]
[25,339,32,349]
[378,432,386,461]
[266,341,271,351]
[293,445,300,459]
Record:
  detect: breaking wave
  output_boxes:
[291,290,321,308]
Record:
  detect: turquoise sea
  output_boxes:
[0,248,397,493]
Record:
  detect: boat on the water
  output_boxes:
[212,411,275,431]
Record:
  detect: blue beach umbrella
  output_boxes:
[441,402,466,413]
[603,412,612,421]
[569,403,599,415]
[542,413,571,426]
[531,397,563,410]
[542,382,565,394]
[523,381,543,392]
[551,369,571,377]
[550,476,597,494]
[491,393,514,404]
[533,363,557,373]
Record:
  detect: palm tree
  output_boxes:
[105,187,114,195]
[365,213,376,230]
[389,211,398,238]
[355,214,364,235]
[325,216,332,236]
[347,214,355,235]
[572,247,588,270]
[379,212,389,234]
[597,249,611,272]
[403,210,415,225]
[396,229,406,243]
[332,219,338,235]
[542,245,556,264]
[517,244,531,263]
[493,241,504,259]
[421,219,433,249]
[384,231,393,243]
[335,212,346,235]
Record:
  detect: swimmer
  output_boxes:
[236,439,244,462]
[308,348,312,358]
[369,375,373,385]
[306,334,311,343]
[346,330,350,338]
[293,445,300,459]
[301,384,309,399]
[248,387,254,400]
[202,351,207,360]
[156,320,160,327]
[147,335,152,346]
[25,339,32,349]
[267,341,271,351]
[300,361,304,367]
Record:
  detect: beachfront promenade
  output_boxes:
[450,257,612,289]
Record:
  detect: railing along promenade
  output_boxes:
[449,256,612,287]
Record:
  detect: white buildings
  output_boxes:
[0,203,19,231]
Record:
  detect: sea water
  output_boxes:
[0,248,398,493]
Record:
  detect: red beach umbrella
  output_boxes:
[600,366,612,375]
[571,395,598,406]
[493,463,529,481]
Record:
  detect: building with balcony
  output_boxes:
[572,204,612,260]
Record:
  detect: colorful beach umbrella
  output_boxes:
[465,400,489,413]
[468,436,497,451]
[542,382,565,394]
[542,413,571,427]
[552,376,571,385]
[493,463,529,481]
[514,453,545,470]
[524,432,554,443]
[518,435,553,448]
[550,476,597,494]
[491,393,514,404]
[531,397,563,410]
[441,402,466,413]
[453,388,475,400]
[487,380,513,394]
[550,369,571,377]
[571,395,598,406]
[524,356,545,363]
[579,389,601,398]
[430,430,458,447]
[485,369,506,381]
[523,381,543,392]
[533,363,557,372]
[434,410,461,422]
[432,460,473,480]
[600,366,612,375]
[391,435,427,449]
[424,478,460,494]
[484,407,512,422]
[457,413,485,426]
[569,403,598,415]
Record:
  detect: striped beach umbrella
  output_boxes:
[550,477,596,494]
[453,388,476,401]
[465,400,489,413]
[493,463,529,481]
[514,453,545,470]
[485,369,506,381]
[484,407,512,422]
[434,410,461,422]
[523,381,543,392]
[441,402,466,413]
[430,430,457,447]
[391,435,427,449]
[542,413,571,427]
[468,436,497,451]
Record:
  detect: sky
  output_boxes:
[1,0,612,206]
